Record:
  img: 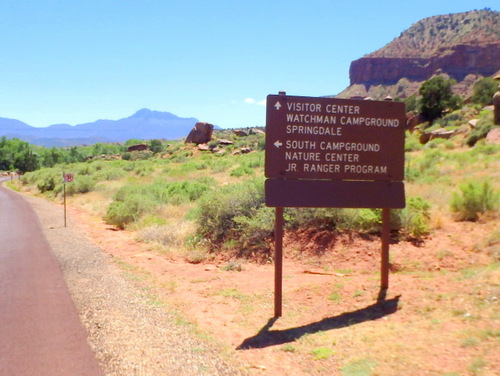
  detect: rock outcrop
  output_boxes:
[185,122,214,144]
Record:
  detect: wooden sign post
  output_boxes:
[265,92,406,317]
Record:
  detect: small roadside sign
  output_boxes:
[62,172,74,228]
[64,173,74,183]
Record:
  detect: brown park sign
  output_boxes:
[265,94,406,181]
[265,94,407,316]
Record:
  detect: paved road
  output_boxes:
[0,177,103,376]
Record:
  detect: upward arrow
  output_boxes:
[274,101,282,110]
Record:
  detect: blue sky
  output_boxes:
[1,0,498,129]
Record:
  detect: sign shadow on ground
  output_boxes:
[236,292,400,350]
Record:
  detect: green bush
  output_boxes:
[450,180,499,221]
[233,206,275,252]
[230,165,255,178]
[66,175,97,195]
[465,112,496,147]
[240,152,264,168]
[398,196,431,237]
[105,178,214,228]
[195,178,265,242]
[94,166,127,181]
[285,208,383,233]
[210,159,233,173]
[405,132,423,152]
[471,77,497,106]
[37,176,56,193]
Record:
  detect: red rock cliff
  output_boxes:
[350,42,500,85]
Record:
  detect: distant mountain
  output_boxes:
[337,9,500,100]
[0,109,199,147]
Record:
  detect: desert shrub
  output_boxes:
[404,165,421,182]
[28,168,61,193]
[285,208,383,233]
[256,138,265,150]
[37,176,56,193]
[65,175,97,195]
[105,198,156,228]
[230,165,255,178]
[77,163,96,176]
[405,132,423,152]
[210,159,233,173]
[195,178,265,242]
[424,138,454,150]
[233,206,275,251]
[138,221,194,248]
[284,198,430,238]
[406,149,445,182]
[469,143,500,156]
[105,178,214,228]
[398,196,431,237]
[170,150,192,163]
[450,180,499,221]
[465,111,495,147]
[240,152,264,168]
[435,110,465,128]
[127,150,154,161]
[133,162,155,176]
[94,166,127,181]
[339,209,384,232]
[471,77,497,106]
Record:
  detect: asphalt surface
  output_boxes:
[0,177,103,376]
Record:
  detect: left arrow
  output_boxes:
[274,140,283,148]
[274,101,282,110]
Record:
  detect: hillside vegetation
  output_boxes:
[369,9,500,58]
[10,108,500,263]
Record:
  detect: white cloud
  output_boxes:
[244,98,266,106]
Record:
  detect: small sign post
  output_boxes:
[265,92,406,316]
[62,173,73,227]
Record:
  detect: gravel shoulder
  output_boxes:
[21,191,244,376]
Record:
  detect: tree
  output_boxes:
[471,77,497,107]
[419,76,462,123]
[148,139,163,154]
[14,150,40,173]
[404,94,418,113]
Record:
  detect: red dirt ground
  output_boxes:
[66,204,499,375]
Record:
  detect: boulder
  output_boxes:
[185,122,214,144]
[468,119,479,129]
[198,143,211,151]
[127,143,148,152]
[429,128,457,140]
[486,127,500,144]
[406,112,425,131]
[233,130,248,137]
[250,128,265,135]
